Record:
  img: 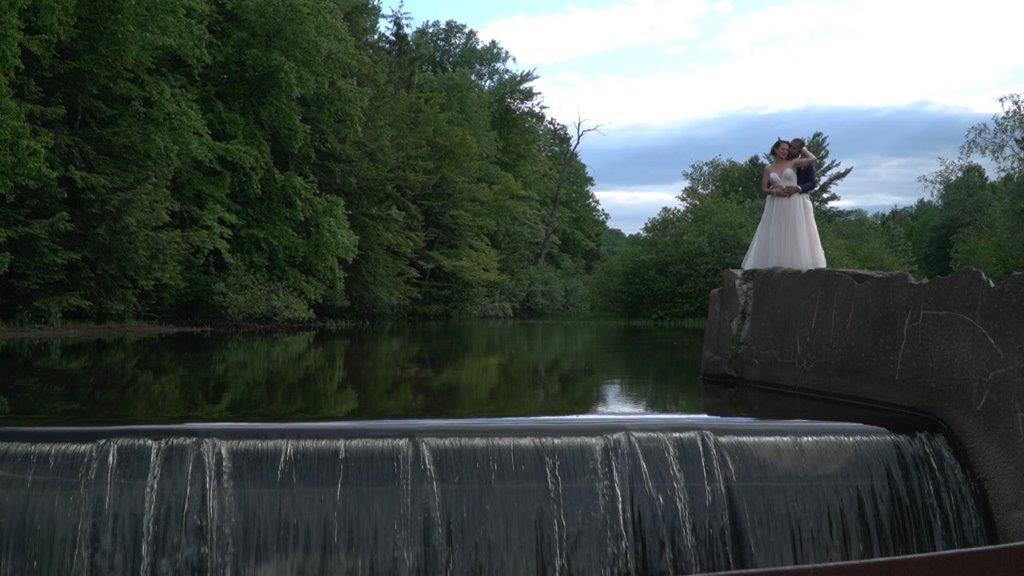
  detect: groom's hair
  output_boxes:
[791,138,806,148]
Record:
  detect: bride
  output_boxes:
[741,139,827,270]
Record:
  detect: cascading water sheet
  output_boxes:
[0,419,989,575]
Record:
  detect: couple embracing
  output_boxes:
[741,138,827,270]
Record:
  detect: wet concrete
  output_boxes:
[701,267,1024,542]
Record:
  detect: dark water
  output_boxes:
[0,324,994,574]
[0,419,989,575]
[0,323,703,424]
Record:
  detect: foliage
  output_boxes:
[895,162,1024,281]
[592,132,853,319]
[818,209,913,271]
[890,96,1024,282]
[803,132,853,215]
[590,99,1024,320]
[961,94,1024,177]
[0,0,82,323]
[0,2,607,323]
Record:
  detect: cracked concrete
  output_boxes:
[701,267,1024,543]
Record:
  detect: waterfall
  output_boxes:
[0,420,988,575]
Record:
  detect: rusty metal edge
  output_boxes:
[697,541,1024,575]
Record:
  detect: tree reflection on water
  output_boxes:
[0,322,704,424]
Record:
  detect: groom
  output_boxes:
[782,138,817,196]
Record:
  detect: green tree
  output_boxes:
[818,210,913,272]
[886,94,1024,282]
[0,0,83,323]
[0,2,609,324]
[961,94,1024,176]
[804,131,853,214]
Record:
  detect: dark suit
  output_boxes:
[796,163,817,194]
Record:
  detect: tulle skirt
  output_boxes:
[741,194,826,270]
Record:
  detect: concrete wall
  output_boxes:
[701,267,1024,542]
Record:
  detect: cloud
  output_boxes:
[580,106,984,187]
[595,186,679,205]
[595,155,940,234]
[471,1,1020,228]
[578,107,990,230]
[478,0,712,66]
[831,156,938,209]
[595,185,682,233]
[495,0,1024,126]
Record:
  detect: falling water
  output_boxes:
[0,419,988,575]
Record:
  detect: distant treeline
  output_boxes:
[589,97,1024,319]
[0,0,607,324]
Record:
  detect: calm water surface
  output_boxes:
[0,322,704,424]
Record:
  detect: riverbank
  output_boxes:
[0,323,207,342]
[0,317,705,342]
[0,321,357,342]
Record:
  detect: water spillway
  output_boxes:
[0,418,988,575]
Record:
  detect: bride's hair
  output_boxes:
[769,139,790,159]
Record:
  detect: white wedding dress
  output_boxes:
[741,167,827,270]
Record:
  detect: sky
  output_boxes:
[389,0,1023,233]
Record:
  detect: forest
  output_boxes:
[1,0,607,324]
[1,0,1021,325]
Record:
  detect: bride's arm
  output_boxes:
[761,167,776,196]
[791,148,817,169]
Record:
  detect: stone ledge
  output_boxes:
[701,267,1024,542]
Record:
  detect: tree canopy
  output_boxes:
[0,1,607,324]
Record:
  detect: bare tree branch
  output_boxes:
[536,116,605,267]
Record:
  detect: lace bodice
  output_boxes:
[769,167,798,187]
